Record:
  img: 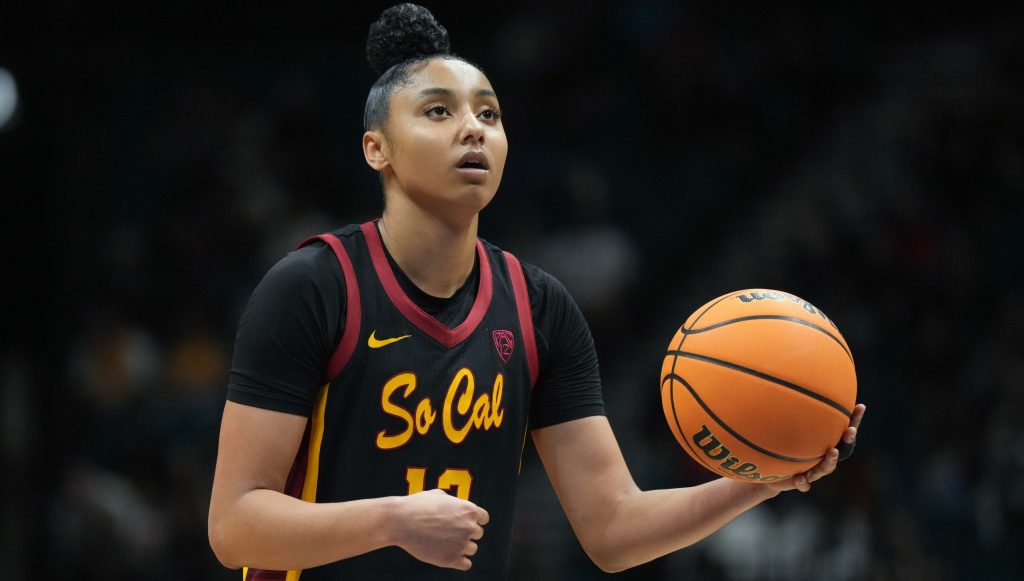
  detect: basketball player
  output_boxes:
[208,4,867,579]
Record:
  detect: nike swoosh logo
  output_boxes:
[368,330,412,349]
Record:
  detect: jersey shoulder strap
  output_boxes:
[501,251,539,387]
[296,233,362,382]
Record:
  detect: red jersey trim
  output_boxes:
[503,251,539,387]
[297,234,362,382]
[360,221,493,349]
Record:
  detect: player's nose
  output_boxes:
[458,111,485,145]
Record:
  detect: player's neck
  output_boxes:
[378,201,478,299]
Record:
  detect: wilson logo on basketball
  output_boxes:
[492,330,514,364]
[736,290,837,329]
[691,424,784,482]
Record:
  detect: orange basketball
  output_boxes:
[660,289,857,483]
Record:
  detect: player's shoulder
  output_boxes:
[260,225,362,293]
[329,222,366,241]
[302,222,366,252]
[516,258,564,295]
[283,223,365,265]
[479,238,570,303]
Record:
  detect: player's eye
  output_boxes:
[425,105,450,117]
[479,108,502,121]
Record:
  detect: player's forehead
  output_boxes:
[398,58,497,102]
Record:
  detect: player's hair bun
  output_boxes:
[367,3,451,77]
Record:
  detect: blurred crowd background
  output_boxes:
[3,2,1022,580]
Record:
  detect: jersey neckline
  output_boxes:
[360,220,494,349]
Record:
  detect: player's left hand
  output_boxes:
[766,403,866,494]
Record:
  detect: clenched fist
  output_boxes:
[391,489,490,571]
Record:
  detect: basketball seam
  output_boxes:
[669,350,853,417]
[682,315,854,363]
[683,292,743,334]
[665,373,823,463]
[666,291,746,478]
[664,378,720,475]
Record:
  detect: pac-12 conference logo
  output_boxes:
[492,330,514,363]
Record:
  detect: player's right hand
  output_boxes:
[391,488,489,571]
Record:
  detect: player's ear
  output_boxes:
[363,130,390,171]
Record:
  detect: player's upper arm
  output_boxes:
[208,401,309,565]
[532,416,638,561]
[212,401,309,499]
[210,243,340,553]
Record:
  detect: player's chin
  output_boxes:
[450,183,499,213]
[421,190,496,224]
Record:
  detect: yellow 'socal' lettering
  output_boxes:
[376,373,417,449]
[415,399,436,435]
[485,374,504,428]
[443,370,504,444]
[444,369,476,444]
[379,369,505,447]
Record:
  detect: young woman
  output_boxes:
[207,4,866,580]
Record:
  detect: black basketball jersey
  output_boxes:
[244,221,539,581]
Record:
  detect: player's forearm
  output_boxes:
[209,489,400,570]
[589,479,778,572]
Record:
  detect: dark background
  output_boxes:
[3,2,1023,579]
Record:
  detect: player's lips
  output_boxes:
[455,151,490,181]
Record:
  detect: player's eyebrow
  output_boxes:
[476,89,496,98]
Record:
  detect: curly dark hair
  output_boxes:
[366,3,450,76]
[363,3,484,131]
